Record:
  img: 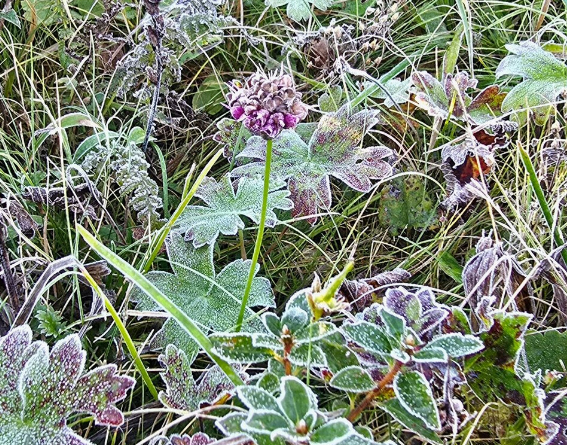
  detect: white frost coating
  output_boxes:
[393,371,440,431]
[176,175,293,247]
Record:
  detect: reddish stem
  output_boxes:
[346,360,403,423]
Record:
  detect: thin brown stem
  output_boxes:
[346,360,403,423]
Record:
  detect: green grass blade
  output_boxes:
[77,224,245,387]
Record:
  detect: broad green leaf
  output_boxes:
[265,0,333,22]
[158,345,236,411]
[342,321,392,356]
[175,175,293,247]
[288,344,327,367]
[524,330,567,372]
[134,232,274,361]
[277,376,317,424]
[378,176,437,235]
[0,9,20,27]
[317,332,360,373]
[192,75,226,115]
[243,409,290,434]
[210,333,273,363]
[421,333,484,358]
[364,77,413,108]
[381,399,442,444]
[281,307,309,334]
[310,419,353,443]
[413,347,448,363]
[496,41,567,124]
[437,251,464,283]
[318,86,344,113]
[73,131,119,162]
[237,386,280,412]
[0,326,134,445]
[233,105,393,224]
[394,371,440,430]
[381,308,406,343]
[330,366,376,393]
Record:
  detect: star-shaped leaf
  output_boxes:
[0,325,134,445]
[175,175,293,248]
[496,41,567,124]
[232,105,393,224]
[134,232,275,362]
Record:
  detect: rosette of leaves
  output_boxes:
[334,287,484,442]
[412,71,505,124]
[0,325,135,445]
[133,232,274,363]
[232,105,394,224]
[175,175,293,248]
[496,41,567,124]
[216,376,391,445]
[210,303,339,372]
[158,344,241,412]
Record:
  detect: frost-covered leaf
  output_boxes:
[364,77,413,108]
[277,376,317,423]
[394,371,440,430]
[318,86,344,113]
[330,366,375,393]
[134,232,274,361]
[412,347,448,363]
[524,330,567,373]
[158,345,236,411]
[237,386,280,412]
[175,175,293,247]
[381,399,442,444]
[412,71,504,124]
[342,321,392,356]
[0,326,134,445]
[150,432,215,445]
[233,105,393,224]
[420,333,484,358]
[214,118,253,161]
[0,9,20,28]
[496,41,567,124]
[378,176,438,235]
[265,0,334,22]
[210,333,273,363]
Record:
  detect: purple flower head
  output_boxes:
[226,70,308,140]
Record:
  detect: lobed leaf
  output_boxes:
[175,175,293,248]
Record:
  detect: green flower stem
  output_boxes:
[235,138,273,332]
[78,224,244,387]
[518,143,567,264]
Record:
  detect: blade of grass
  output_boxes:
[518,143,567,264]
[80,267,159,400]
[144,147,224,272]
[77,224,244,386]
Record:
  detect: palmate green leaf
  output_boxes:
[393,371,440,431]
[158,345,236,412]
[175,175,293,247]
[330,366,376,393]
[134,232,275,362]
[265,0,334,22]
[233,105,393,224]
[378,176,438,235]
[496,41,567,124]
[0,326,134,445]
[363,78,414,108]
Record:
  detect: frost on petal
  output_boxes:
[0,327,134,445]
[233,105,394,224]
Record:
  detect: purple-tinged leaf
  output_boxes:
[233,105,393,223]
[0,326,135,445]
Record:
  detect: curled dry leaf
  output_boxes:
[462,235,533,322]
